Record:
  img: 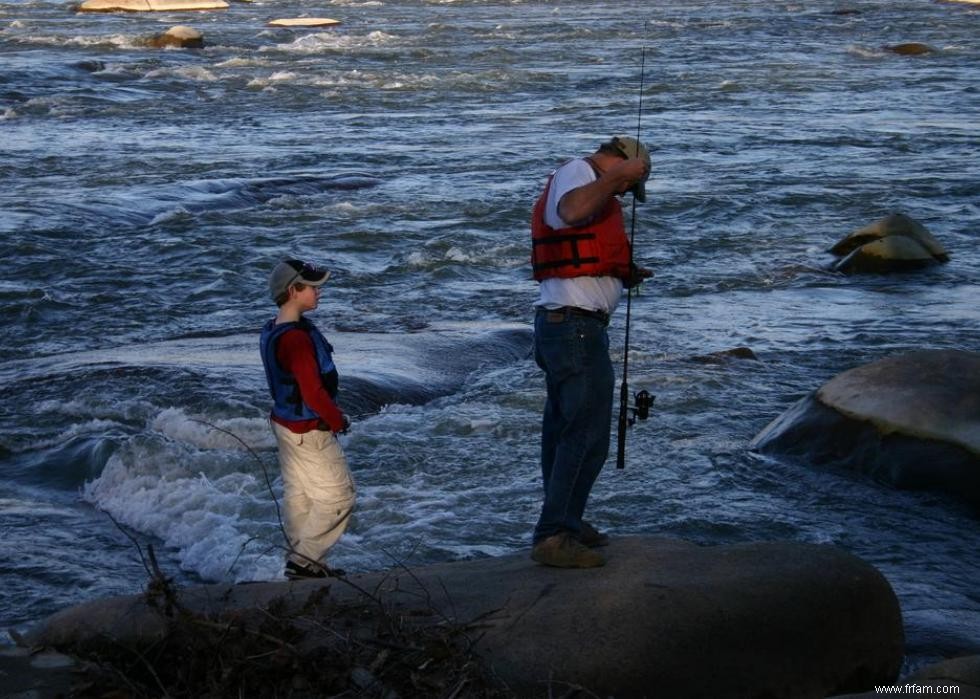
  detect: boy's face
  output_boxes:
[292,284,321,312]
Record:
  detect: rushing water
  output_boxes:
[1,0,978,676]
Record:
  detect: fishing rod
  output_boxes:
[616,47,655,470]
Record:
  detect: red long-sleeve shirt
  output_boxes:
[271,328,345,434]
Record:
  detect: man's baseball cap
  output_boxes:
[269,258,330,300]
[607,135,651,202]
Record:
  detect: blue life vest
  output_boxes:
[259,317,339,422]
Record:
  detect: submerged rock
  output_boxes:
[28,537,903,697]
[691,346,759,364]
[830,213,949,274]
[751,350,980,505]
[146,25,203,49]
[73,59,106,72]
[884,43,935,56]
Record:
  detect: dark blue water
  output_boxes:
[2,0,978,676]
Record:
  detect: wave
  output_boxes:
[8,33,145,50]
[56,325,532,581]
[260,30,398,55]
[50,172,383,228]
[144,65,220,82]
[81,434,284,582]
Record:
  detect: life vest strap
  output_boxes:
[532,232,599,272]
[533,256,601,272]
[532,232,597,246]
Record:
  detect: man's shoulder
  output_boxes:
[552,157,597,192]
[554,157,594,177]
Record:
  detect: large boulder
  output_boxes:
[751,350,980,505]
[27,537,903,697]
[830,213,949,273]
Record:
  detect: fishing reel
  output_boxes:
[616,387,655,469]
[626,389,655,427]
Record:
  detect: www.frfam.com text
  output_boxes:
[873,685,960,695]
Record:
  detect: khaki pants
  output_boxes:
[272,422,356,567]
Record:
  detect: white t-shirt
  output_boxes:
[535,158,623,314]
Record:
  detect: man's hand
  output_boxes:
[625,265,654,289]
[607,157,649,191]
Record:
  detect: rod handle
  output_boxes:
[616,380,629,469]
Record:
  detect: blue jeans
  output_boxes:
[533,308,614,543]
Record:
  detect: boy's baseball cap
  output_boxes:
[269,259,330,300]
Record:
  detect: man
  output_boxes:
[260,258,356,580]
[530,136,652,568]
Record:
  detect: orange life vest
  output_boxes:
[530,167,632,282]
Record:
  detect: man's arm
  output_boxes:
[558,157,649,226]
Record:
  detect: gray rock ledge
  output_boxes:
[27,536,903,698]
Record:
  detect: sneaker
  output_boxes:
[579,520,610,548]
[285,560,328,580]
[531,533,606,568]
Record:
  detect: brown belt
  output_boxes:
[539,306,610,326]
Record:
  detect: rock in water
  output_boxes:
[830,213,947,259]
[691,346,759,363]
[267,18,342,27]
[830,213,949,273]
[835,235,940,273]
[147,25,203,48]
[78,0,228,12]
[28,537,904,697]
[751,350,980,505]
[885,43,935,56]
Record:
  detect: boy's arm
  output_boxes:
[277,330,346,432]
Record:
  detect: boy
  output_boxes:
[259,258,356,580]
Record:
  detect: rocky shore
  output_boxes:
[12,535,910,697]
